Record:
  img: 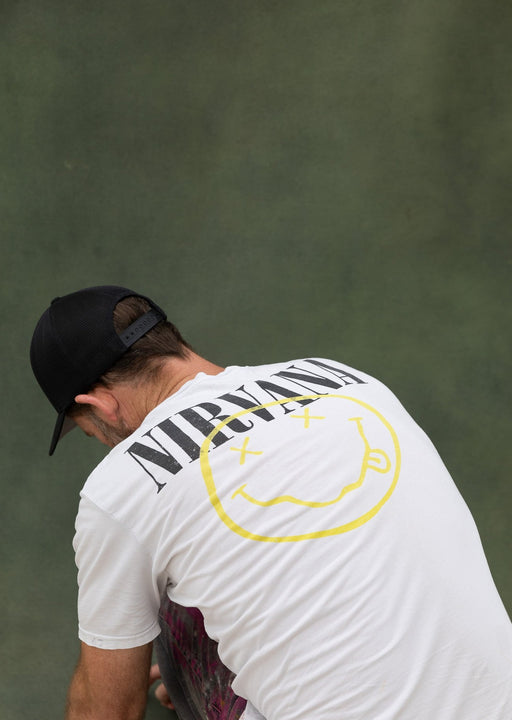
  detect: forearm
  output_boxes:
[66,664,147,720]
[65,643,151,720]
[65,665,89,720]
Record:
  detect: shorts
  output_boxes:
[155,594,248,720]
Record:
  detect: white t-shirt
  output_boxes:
[73,358,512,720]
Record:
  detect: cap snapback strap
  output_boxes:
[119,308,165,348]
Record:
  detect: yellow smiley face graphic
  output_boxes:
[200,394,401,542]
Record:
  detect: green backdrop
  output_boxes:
[2,2,511,718]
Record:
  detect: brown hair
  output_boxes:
[99,295,192,386]
[68,295,192,417]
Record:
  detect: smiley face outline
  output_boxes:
[199,394,401,543]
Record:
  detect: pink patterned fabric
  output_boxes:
[157,596,247,720]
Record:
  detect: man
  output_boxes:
[30,285,512,720]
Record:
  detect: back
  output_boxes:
[75,358,512,719]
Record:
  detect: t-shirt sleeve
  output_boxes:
[73,494,162,649]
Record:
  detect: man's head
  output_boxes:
[30,285,191,454]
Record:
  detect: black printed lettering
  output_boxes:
[156,418,202,462]
[126,359,367,491]
[304,359,366,386]
[255,380,317,414]
[125,430,184,491]
[218,387,275,422]
[178,403,235,446]
[273,364,343,394]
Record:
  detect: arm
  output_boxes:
[66,641,153,720]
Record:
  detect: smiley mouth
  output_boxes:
[231,417,391,508]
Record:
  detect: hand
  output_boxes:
[149,664,175,711]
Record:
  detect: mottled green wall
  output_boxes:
[2,2,511,718]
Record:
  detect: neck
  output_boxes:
[154,352,225,405]
[116,351,225,429]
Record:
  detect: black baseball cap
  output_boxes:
[30,285,167,455]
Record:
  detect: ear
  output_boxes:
[74,386,120,424]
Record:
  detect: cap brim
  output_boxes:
[49,412,77,456]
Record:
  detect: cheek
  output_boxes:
[96,432,115,448]
[74,416,109,445]
[74,416,94,437]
